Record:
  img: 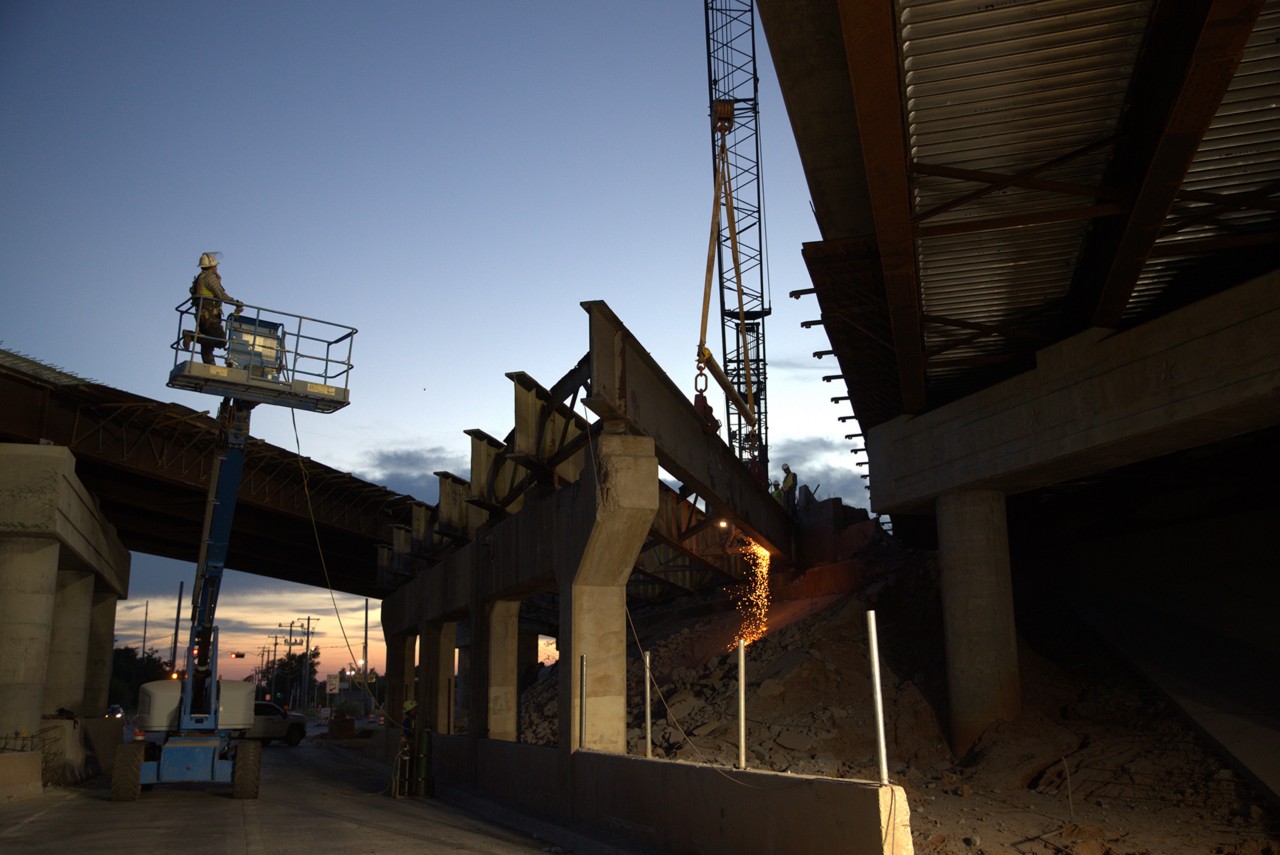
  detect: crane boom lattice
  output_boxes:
[705,0,770,478]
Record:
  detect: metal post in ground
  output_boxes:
[578,654,587,750]
[867,610,889,785]
[644,650,652,758]
[737,638,747,769]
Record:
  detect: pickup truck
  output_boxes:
[246,701,306,746]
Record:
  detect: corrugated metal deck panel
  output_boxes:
[898,0,1154,387]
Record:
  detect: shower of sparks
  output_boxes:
[731,538,771,647]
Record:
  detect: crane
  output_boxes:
[110,288,356,801]
[703,0,771,482]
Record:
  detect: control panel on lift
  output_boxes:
[168,298,356,412]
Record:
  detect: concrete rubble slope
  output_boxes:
[519,535,1280,855]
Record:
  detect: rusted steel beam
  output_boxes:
[837,0,926,414]
[509,371,588,486]
[581,301,792,559]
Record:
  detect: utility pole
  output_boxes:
[362,599,369,717]
[297,616,319,713]
[170,581,184,673]
[267,634,281,702]
[140,600,149,663]
[279,620,298,708]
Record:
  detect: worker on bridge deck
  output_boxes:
[781,463,797,519]
[189,252,243,365]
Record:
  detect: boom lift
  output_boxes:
[110,296,356,801]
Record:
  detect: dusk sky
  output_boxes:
[1,3,869,682]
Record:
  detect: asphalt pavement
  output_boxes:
[0,724,562,855]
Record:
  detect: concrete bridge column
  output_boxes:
[82,591,118,715]
[44,568,94,714]
[557,431,658,754]
[562,584,629,752]
[0,538,59,737]
[382,629,415,759]
[485,600,521,741]
[936,489,1020,753]
[420,620,457,735]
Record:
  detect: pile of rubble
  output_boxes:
[521,592,949,778]
[517,537,1279,854]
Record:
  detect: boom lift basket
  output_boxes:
[169,298,356,412]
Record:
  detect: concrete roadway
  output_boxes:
[0,729,557,855]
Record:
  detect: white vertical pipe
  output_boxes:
[644,651,652,759]
[867,610,889,785]
[578,654,587,750]
[737,638,747,770]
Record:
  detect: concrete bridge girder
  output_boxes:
[866,270,1280,752]
[867,270,1280,514]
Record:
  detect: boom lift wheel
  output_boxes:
[232,739,262,799]
[111,742,143,802]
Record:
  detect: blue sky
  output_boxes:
[2,2,868,680]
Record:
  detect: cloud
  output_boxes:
[351,445,470,504]
[768,355,831,372]
[800,461,870,508]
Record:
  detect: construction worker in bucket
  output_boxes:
[188,252,243,365]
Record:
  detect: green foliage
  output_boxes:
[261,646,321,708]
[108,646,168,709]
[333,699,363,719]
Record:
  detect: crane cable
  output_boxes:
[698,101,757,431]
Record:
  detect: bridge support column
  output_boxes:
[421,620,457,735]
[937,489,1020,753]
[382,629,416,762]
[0,445,129,796]
[0,538,59,737]
[82,591,118,715]
[44,568,93,715]
[557,431,658,754]
[485,600,520,741]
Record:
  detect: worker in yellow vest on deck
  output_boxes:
[781,464,797,519]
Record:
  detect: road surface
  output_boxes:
[0,730,560,854]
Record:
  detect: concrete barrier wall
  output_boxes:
[475,740,564,820]
[431,735,912,855]
[574,751,911,855]
[431,733,475,790]
[0,752,42,802]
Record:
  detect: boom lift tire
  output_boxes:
[232,739,262,799]
[111,743,143,802]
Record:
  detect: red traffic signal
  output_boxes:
[229,652,246,659]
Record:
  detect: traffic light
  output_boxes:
[229,652,246,659]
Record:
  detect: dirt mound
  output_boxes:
[518,538,1279,853]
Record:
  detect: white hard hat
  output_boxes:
[198,251,221,268]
